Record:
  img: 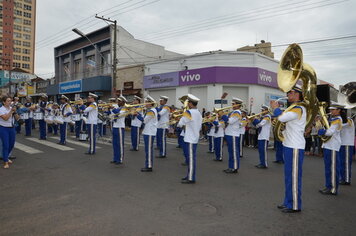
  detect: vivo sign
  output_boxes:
[258,71,273,83]
[180,72,201,82]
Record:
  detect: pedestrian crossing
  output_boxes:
[13,135,207,155]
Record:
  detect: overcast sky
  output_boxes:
[35,0,356,87]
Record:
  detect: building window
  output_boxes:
[23,34,31,40]
[14,17,22,24]
[24,0,32,3]
[74,59,81,78]
[13,62,21,68]
[14,10,22,16]
[13,39,21,45]
[23,12,31,18]
[24,4,31,11]
[14,24,22,31]
[14,47,21,53]
[13,32,21,38]
[14,54,21,60]
[15,2,23,8]
[23,19,31,25]
[22,56,30,61]
[23,26,31,33]
[22,48,30,54]
[22,63,30,69]
[23,41,30,47]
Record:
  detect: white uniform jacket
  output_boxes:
[177,109,202,144]
[322,116,342,151]
[142,108,158,136]
[224,109,241,137]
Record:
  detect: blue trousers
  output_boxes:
[339,145,354,183]
[59,122,67,144]
[208,135,214,152]
[87,124,97,154]
[112,127,124,162]
[283,147,304,210]
[0,127,16,163]
[98,123,103,137]
[25,118,32,136]
[39,119,46,139]
[275,141,284,162]
[225,135,240,170]
[258,140,269,167]
[156,128,167,156]
[240,134,244,157]
[48,124,53,134]
[16,123,21,134]
[214,137,223,160]
[103,124,107,136]
[144,135,155,168]
[75,120,82,138]
[70,123,74,133]
[178,135,184,148]
[323,148,340,194]
[131,126,140,150]
[53,124,58,135]
[184,142,198,181]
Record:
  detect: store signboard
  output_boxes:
[59,80,82,94]
[143,72,179,89]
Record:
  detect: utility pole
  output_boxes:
[95,15,117,97]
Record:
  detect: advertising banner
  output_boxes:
[143,72,179,89]
[59,80,82,94]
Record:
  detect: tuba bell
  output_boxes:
[274,43,331,142]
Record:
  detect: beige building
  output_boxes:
[116,64,144,101]
[0,0,36,73]
[237,40,274,59]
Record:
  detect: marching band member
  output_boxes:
[58,95,73,145]
[81,93,98,154]
[271,85,306,213]
[253,105,272,168]
[24,97,34,136]
[213,110,225,161]
[130,95,143,151]
[339,108,355,185]
[156,96,171,158]
[46,101,54,134]
[222,97,243,174]
[97,107,104,137]
[0,96,19,169]
[74,98,86,138]
[13,97,22,134]
[137,95,157,172]
[206,112,215,153]
[318,103,344,195]
[37,94,48,140]
[51,103,60,135]
[177,94,202,184]
[239,110,248,158]
[110,95,128,164]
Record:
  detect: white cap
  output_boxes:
[88,92,98,98]
[117,95,127,103]
[109,97,117,101]
[187,94,200,102]
[232,97,243,104]
[145,95,156,103]
[41,93,48,98]
[61,95,69,101]
[261,104,269,110]
[160,95,169,100]
[329,102,345,110]
[134,95,142,101]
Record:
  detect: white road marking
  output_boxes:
[15,142,43,154]
[26,138,74,151]
[49,137,102,149]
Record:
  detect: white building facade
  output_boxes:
[143,51,285,113]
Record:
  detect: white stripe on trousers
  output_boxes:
[240,134,243,157]
[210,136,214,152]
[148,136,152,168]
[119,128,123,162]
[137,127,140,149]
[162,129,166,156]
[292,148,298,210]
[90,124,94,153]
[220,138,223,160]
[264,140,268,167]
[233,137,237,170]
[346,146,349,182]
[189,143,193,181]
[331,150,336,194]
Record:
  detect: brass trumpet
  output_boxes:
[247,110,271,120]
[70,99,87,105]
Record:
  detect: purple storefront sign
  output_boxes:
[145,67,277,89]
[143,71,179,89]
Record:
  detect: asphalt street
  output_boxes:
[0,130,355,236]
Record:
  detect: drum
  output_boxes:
[79,132,88,141]
[33,112,44,120]
[54,116,64,124]
[45,115,54,124]
[20,113,29,120]
[71,114,81,121]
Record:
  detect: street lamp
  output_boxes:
[72,28,115,97]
